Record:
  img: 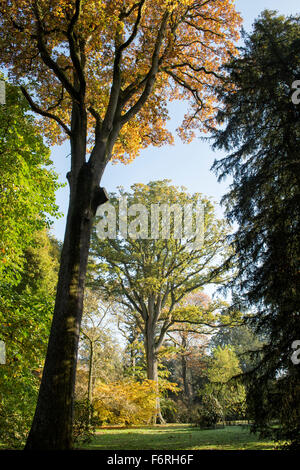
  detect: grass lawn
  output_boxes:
[83,424,276,450]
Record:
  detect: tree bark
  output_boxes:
[181,336,192,403]
[144,320,165,425]
[87,341,94,424]
[87,341,94,406]
[25,103,107,449]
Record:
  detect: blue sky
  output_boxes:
[49,0,300,241]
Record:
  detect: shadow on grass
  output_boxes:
[82,425,276,451]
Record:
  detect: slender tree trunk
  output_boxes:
[181,354,191,403]
[145,320,165,425]
[87,341,94,405]
[25,103,107,449]
[131,347,136,376]
[181,336,192,404]
[87,341,94,424]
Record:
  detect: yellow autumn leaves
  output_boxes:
[0,0,242,163]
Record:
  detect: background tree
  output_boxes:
[0,0,241,448]
[165,291,211,404]
[77,289,121,408]
[210,10,300,448]
[210,325,264,373]
[169,329,208,404]
[114,305,145,379]
[162,325,209,422]
[0,230,60,448]
[90,180,238,422]
[0,80,60,284]
[0,81,61,447]
[199,346,247,422]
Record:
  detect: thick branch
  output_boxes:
[120,11,169,125]
[33,1,80,101]
[100,1,145,136]
[67,0,86,94]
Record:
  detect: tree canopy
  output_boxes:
[0,81,61,284]
[90,180,233,343]
[0,0,241,161]
[0,229,60,448]
[89,180,239,421]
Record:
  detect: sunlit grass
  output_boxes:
[83,424,277,450]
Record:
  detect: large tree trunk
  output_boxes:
[145,320,165,425]
[25,103,107,450]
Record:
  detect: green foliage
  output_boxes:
[274,374,300,450]
[210,10,300,447]
[199,347,247,420]
[73,399,96,446]
[247,371,300,450]
[0,231,59,448]
[210,325,264,373]
[191,396,224,429]
[91,181,231,307]
[0,81,61,447]
[207,347,241,382]
[160,397,178,423]
[0,370,39,448]
[0,289,54,448]
[169,400,193,424]
[0,80,61,285]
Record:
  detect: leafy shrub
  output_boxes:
[93,379,157,426]
[160,397,178,423]
[168,399,192,423]
[73,399,95,445]
[0,398,34,449]
[191,395,224,428]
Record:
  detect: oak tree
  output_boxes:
[90,180,236,422]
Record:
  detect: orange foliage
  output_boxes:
[0,0,242,162]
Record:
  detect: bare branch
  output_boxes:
[184,20,224,38]
[120,2,142,20]
[163,62,222,80]
[21,86,71,136]
[164,69,202,102]
[46,86,65,112]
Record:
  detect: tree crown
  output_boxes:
[0,0,241,162]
